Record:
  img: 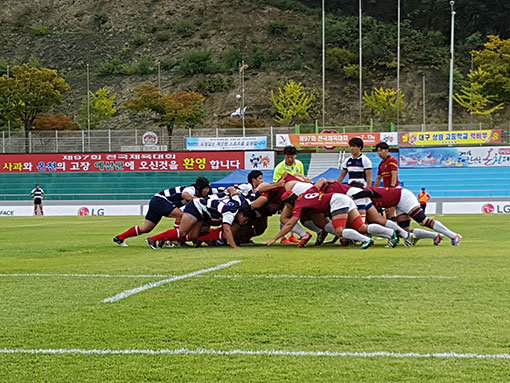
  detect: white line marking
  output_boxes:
[101,260,242,303]
[0,347,508,359]
[0,273,456,280]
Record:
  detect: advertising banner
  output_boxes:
[244,151,275,170]
[276,132,395,148]
[186,136,268,151]
[0,152,248,173]
[399,130,501,146]
[0,204,141,217]
[443,201,510,214]
[400,146,510,168]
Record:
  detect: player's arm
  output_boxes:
[351,188,382,200]
[263,215,299,246]
[374,175,382,187]
[222,223,240,249]
[365,169,373,187]
[336,169,347,183]
[250,195,268,210]
[313,178,326,191]
[256,178,285,193]
[390,170,398,187]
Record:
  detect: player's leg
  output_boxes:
[408,206,461,245]
[38,202,44,216]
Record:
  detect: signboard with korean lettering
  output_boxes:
[186,136,268,151]
[399,146,510,168]
[275,133,385,148]
[0,152,245,173]
[399,130,501,146]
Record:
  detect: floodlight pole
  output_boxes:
[359,0,362,125]
[87,64,91,151]
[322,0,326,128]
[6,65,10,138]
[396,0,401,129]
[239,61,248,137]
[448,1,455,131]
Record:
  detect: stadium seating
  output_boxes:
[0,171,232,201]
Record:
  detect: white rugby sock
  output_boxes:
[384,220,409,238]
[324,222,336,235]
[432,221,457,239]
[302,220,322,234]
[342,228,370,242]
[413,228,437,239]
[291,223,307,237]
[367,223,393,239]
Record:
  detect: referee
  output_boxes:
[30,184,45,216]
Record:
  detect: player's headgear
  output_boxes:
[194,177,210,195]
[281,190,297,205]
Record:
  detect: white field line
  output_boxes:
[0,273,456,280]
[0,347,508,359]
[101,260,242,303]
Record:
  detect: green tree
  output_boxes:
[363,87,404,124]
[453,81,504,117]
[270,80,315,125]
[77,88,117,130]
[125,84,205,144]
[0,64,69,152]
[471,35,510,104]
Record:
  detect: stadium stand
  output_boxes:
[0,171,232,201]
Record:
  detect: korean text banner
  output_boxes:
[399,130,501,146]
[399,146,510,168]
[0,152,248,173]
[275,132,396,148]
[186,136,268,151]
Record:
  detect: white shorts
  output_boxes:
[347,186,372,211]
[396,189,420,215]
[330,194,356,216]
[292,182,314,196]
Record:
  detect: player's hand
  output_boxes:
[263,239,276,246]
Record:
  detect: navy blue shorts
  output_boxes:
[33,198,42,205]
[183,200,208,222]
[145,196,176,225]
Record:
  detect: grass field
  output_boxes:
[0,214,509,382]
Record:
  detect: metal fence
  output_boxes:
[1,123,509,153]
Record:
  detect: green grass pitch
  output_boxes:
[0,214,509,382]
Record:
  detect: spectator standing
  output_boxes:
[374,142,400,188]
[30,184,45,216]
[273,145,305,182]
[272,145,308,244]
[337,137,372,187]
[418,188,431,211]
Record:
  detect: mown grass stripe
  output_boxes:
[101,260,242,303]
[0,348,508,359]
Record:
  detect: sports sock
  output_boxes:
[301,220,322,234]
[431,220,457,239]
[412,228,437,239]
[324,221,336,235]
[384,220,409,238]
[40,209,44,216]
[341,228,370,242]
[150,228,180,242]
[367,223,393,239]
[118,225,140,240]
[291,223,307,238]
[174,221,180,229]
[197,228,223,242]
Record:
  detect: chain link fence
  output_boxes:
[1,124,509,153]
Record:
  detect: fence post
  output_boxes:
[135,128,138,145]
[270,126,273,149]
[216,127,218,137]
[108,129,111,152]
[29,131,32,153]
[2,131,4,153]
[81,130,85,152]
[55,130,58,153]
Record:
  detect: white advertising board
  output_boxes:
[443,201,510,214]
[0,205,141,217]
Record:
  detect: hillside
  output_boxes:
[0,0,508,130]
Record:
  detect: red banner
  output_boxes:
[0,152,245,173]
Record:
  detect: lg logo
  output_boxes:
[77,207,105,216]
[481,203,510,214]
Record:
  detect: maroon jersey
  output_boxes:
[282,173,307,182]
[321,182,351,194]
[292,187,333,219]
[261,187,285,206]
[367,187,402,208]
[377,155,400,187]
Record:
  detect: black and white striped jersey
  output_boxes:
[30,188,44,200]
[196,194,250,225]
[155,185,193,207]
